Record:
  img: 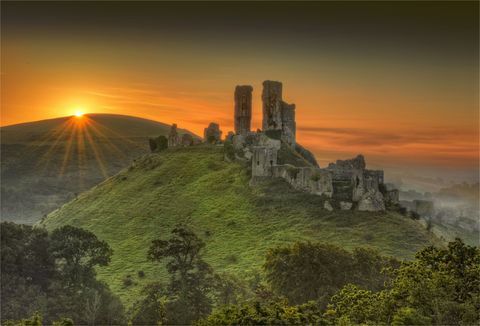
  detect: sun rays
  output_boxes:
[32,114,145,184]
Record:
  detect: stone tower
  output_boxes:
[262,80,283,131]
[234,85,253,134]
[261,80,296,145]
[168,123,180,147]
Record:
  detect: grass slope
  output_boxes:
[41,145,442,307]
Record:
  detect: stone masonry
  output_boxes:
[234,85,253,135]
[261,80,296,145]
[227,80,396,211]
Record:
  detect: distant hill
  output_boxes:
[1,114,197,224]
[41,145,442,307]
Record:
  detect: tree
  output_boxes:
[129,283,167,325]
[1,222,124,325]
[49,225,113,288]
[149,135,168,152]
[326,239,480,325]
[146,225,217,324]
[197,300,329,325]
[264,242,396,306]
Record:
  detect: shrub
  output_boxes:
[138,270,145,278]
[410,211,421,220]
[310,171,321,182]
[149,136,168,152]
[225,254,238,264]
[123,275,133,287]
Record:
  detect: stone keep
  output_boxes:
[234,85,253,135]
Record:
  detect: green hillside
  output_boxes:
[41,145,442,307]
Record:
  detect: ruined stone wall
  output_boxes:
[385,189,400,204]
[252,146,278,177]
[234,85,253,135]
[272,165,333,197]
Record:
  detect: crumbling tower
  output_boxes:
[261,80,296,145]
[234,85,253,134]
[262,80,283,131]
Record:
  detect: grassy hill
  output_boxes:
[41,145,442,307]
[1,114,196,224]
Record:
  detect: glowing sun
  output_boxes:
[75,110,84,117]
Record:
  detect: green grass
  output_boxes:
[41,145,442,307]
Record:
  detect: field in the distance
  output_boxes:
[41,145,442,307]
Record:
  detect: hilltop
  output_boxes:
[1,114,196,224]
[41,145,442,307]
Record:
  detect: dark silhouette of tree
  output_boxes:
[139,225,216,324]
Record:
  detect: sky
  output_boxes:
[1,1,479,184]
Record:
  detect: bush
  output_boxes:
[123,275,133,287]
[310,171,321,182]
[225,254,238,264]
[138,271,145,278]
[410,211,421,220]
[149,136,168,152]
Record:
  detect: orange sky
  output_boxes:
[1,2,478,181]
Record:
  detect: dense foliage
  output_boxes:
[1,222,125,325]
[264,241,398,306]
[149,135,168,152]
[198,300,328,325]
[3,218,477,325]
[326,238,480,325]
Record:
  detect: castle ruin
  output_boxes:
[158,80,399,212]
[227,80,399,211]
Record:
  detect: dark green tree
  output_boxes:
[49,225,113,288]
[326,238,480,325]
[1,222,124,325]
[149,135,168,152]
[129,283,167,325]
[145,225,217,324]
[264,242,395,306]
[197,300,329,325]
